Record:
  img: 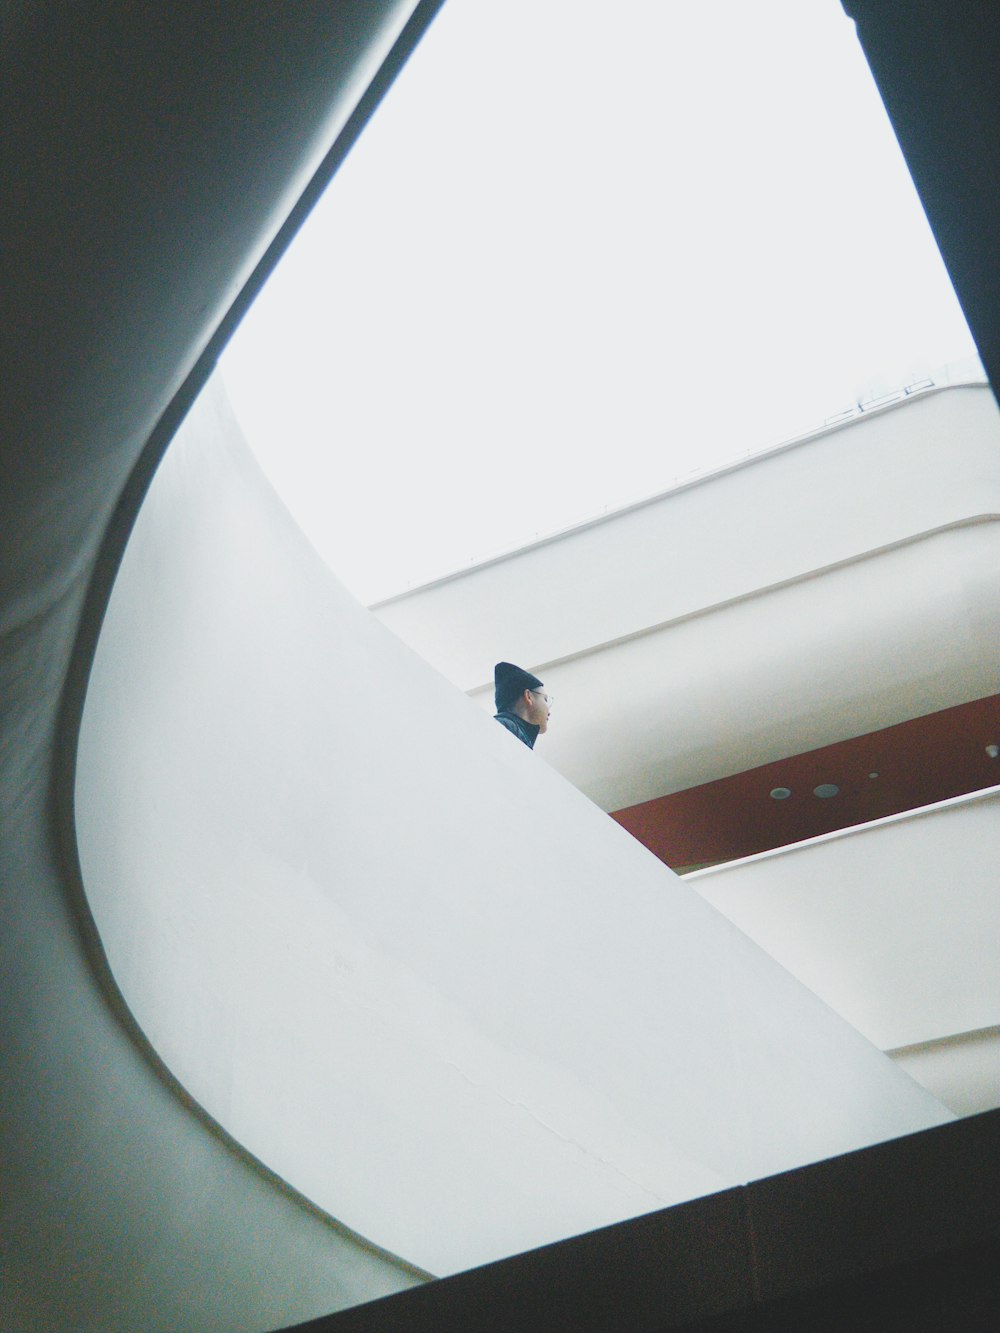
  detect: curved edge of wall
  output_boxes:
[688,787,1000,1055]
[373,384,1000,810]
[525,520,1000,810]
[1,2,442,1329]
[73,373,953,1281]
[889,1026,1000,1118]
[373,383,1000,692]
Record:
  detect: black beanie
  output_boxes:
[494,661,544,712]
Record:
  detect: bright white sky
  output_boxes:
[221,0,977,605]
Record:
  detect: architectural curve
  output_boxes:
[1,2,992,1329]
[1,3,441,1328]
[373,384,1000,810]
[73,373,950,1279]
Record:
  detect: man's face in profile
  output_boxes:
[525,688,552,734]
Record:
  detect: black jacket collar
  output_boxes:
[494,709,539,749]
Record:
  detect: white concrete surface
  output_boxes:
[889,1027,1000,1118]
[372,384,1000,809]
[76,379,952,1278]
[689,789,1000,1111]
[522,524,998,809]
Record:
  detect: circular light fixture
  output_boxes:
[770,786,792,800]
[868,772,879,779]
[986,744,999,759]
[813,783,839,798]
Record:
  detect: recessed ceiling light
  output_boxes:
[770,787,792,800]
[813,783,839,798]
[986,744,999,759]
[868,771,879,779]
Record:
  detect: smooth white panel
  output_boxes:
[76,381,950,1276]
[691,790,1000,1051]
[890,1029,1000,1117]
[372,383,1000,810]
[374,384,1000,690]
[530,526,1000,808]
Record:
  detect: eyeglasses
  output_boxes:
[529,689,553,704]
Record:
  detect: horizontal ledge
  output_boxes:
[886,1024,1000,1060]
[685,782,1000,880]
[464,514,1000,698]
[372,379,994,610]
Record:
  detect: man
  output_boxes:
[493,661,552,749]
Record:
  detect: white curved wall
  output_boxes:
[689,789,1000,1050]
[372,383,1000,808]
[538,522,998,808]
[374,384,1000,685]
[891,1028,999,1118]
[76,379,951,1278]
[689,789,1000,1117]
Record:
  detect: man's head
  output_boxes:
[494,661,552,734]
[520,684,553,734]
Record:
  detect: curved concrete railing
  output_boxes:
[689,788,1000,1117]
[688,787,1000,1053]
[527,520,999,809]
[74,376,951,1279]
[0,3,966,1328]
[371,385,1000,810]
[374,383,1000,690]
